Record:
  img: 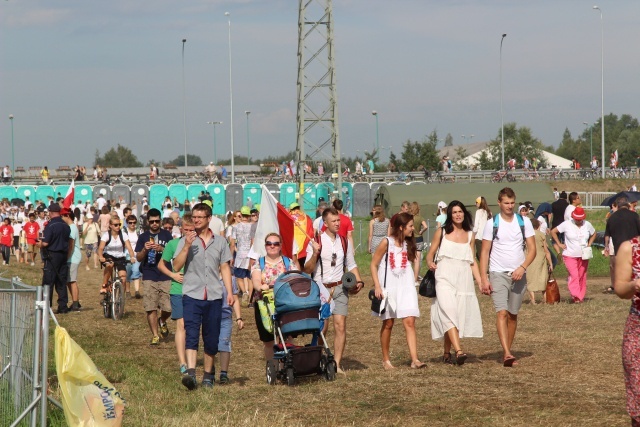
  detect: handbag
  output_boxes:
[581,246,593,260]
[419,230,445,298]
[545,272,561,304]
[371,239,390,315]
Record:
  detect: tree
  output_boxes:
[396,130,440,172]
[453,146,469,170]
[483,123,547,170]
[444,133,453,147]
[94,145,143,168]
[167,154,203,167]
[579,113,640,167]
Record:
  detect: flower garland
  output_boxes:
[389,243,408,276]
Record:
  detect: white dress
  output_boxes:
[373,237,420,320]
[430,231,483,340]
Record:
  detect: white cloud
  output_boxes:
[4,8,72,27]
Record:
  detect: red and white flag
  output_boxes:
[250,185,295,259]
[62,181,75,212]
[613,150,619,168]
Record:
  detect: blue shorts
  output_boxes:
[234,267,250,279]
[170,294,183,320]
[183,295,222,356]
[218,316,232,353]
[126,260,142,281]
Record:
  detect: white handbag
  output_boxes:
[581,246,593,260]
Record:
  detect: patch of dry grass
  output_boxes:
[0,261,632,426]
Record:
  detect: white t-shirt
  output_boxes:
[556,220,595,258]
[564,205,576,222]
[125,229,139,251]
[96,197,107,211]
[537,215,548,234]
[101,231,130,258]
[209,216,224,236]
[482,213,535,272]
[305,232,357,284]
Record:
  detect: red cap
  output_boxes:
[571,207,586,221]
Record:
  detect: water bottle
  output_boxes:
[147,235,157,265]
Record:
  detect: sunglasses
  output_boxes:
[331,253,337,267]
[265,241,281,247]
[148,219,161,224]
[128,221,137,225]
[111,223,121,227]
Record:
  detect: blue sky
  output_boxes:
[2,1,639,168]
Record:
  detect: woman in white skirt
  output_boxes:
[371,212,425,370]
[426,200,483,365]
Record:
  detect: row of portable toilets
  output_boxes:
[0,182,403,217]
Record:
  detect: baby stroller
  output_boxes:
[263,271,336,386]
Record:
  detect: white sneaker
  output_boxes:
[415,281,420,287]
[30,262,35,266]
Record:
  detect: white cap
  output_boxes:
[518,205,528,212]
[437,201,447,209]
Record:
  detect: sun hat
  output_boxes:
[240,206,251,215]
[437,201,447,209]
[571,207,586,221]
[289,202,300,210]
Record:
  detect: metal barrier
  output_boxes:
[0,278,58,427]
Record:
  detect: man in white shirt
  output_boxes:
[480,187,536,368]
[96,195,107,211]
[303,207,365,374]
[564,192,581,222]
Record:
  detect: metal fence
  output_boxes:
[0,278,56,427]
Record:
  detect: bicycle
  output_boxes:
[101,259,129,320]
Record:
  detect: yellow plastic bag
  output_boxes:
[257,289,275,333]
[55,326,125,426]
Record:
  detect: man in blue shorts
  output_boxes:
[173,203,234,390]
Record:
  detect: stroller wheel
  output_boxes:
[266,361,277,385]
[325,361,336,382]
[286,367,295,386]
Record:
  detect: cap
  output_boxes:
[254,204,260,211]
[240,206,251,215]
[48,203,61,213]
[518,205,528,212]
[203,200,213,208]
[572,207,586,221]
[437,201,447,209]
[475,197,482,204]
[289,202,300,210]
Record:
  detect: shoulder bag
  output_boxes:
[370,238,390,315]
[545,272,561,304]
[419,230,445,298]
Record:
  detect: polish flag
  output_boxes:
[250,185,295,259]
[62,181,75,213]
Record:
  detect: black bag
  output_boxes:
[370,239,390,314]
[419,229,445,298]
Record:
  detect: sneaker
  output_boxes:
[179,364,188,375]
[201,379,214,389]
[219,373,230,385]
[30,262,35,266]
[182,374,197,390]
[135,291,141,299]
[56,306,70,314]
[70,302,81,312]
[150,336,160,346]
[159,319,169,339]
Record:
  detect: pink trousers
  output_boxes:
[563,256,588,301]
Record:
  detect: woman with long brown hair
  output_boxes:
[371,212,425,370]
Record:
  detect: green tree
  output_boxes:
[397,130,440,172]
[579,114,640,167]
[484,123,547,170]
[167,154,203,167]
[444,133,453,147]
[94,145,143,168]
[453,146,469,170]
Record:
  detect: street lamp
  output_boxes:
[371,110,379,152]
[182,38,188,172]
[225,11,235,183]
[206,121,223,164]
[461,134,475,144]
[593,6,605,178]
[500,33,507,170]
[245,111,251,165]
[9,114,14,173]
[583,121,594,161]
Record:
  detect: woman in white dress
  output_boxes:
[426,200,483,366]
[371,212,425,370]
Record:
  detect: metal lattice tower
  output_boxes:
[296,0,342,197]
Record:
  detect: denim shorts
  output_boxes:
[218,316,232,353]
[126,260,141,281]
[170,294,183,320]
[234,267,250,279]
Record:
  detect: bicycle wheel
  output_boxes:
[102,292,111,318]
[112,280,125,320]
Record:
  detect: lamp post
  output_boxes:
[583,121,593,161]
[500,33,507,170]
[206,121,223,164]
[225,11,235,183]
[9,114,14,173]
[371,110,379,152]
[182,38,188,173]
[245,111,251,165]
[593,6,605,178]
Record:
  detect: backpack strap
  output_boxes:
[492,214,526,251]
[340,235,348,272]
[259,256,265,270]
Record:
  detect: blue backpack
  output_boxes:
[492,213,526,251]
[259,256,292,271]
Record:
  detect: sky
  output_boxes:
[1,0,639,168]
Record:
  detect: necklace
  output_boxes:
[388,240,408,273]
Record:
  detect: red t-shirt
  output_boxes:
[321,213,354,238]
[0,225,13,246]
[24,221,40,244]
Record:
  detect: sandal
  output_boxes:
[410,361,426,369]
[442,352,453,365]
[503,355,516,367]
[455,350,468,366]
[382,360,395,371]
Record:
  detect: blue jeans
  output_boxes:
[126,260,141,281]
[183,295,222,356]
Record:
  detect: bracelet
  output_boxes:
[520,265,527,272]
[236,318,243,322]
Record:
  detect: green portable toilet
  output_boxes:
[280,183,297,208]
[168,184,188,210]
[36,185,55,204]
[54,185,69,201]
[300,183,316,212]
[340,182,353,215]
[0,186,17,202]
[207,184,226,215]
[243,183,262,209]
[187,184,206,205]
[16,186,36,203]
[75,184,93,205]
[316,182,335,206]
[149,184,169,211]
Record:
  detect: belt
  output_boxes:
[325,280,343,289]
